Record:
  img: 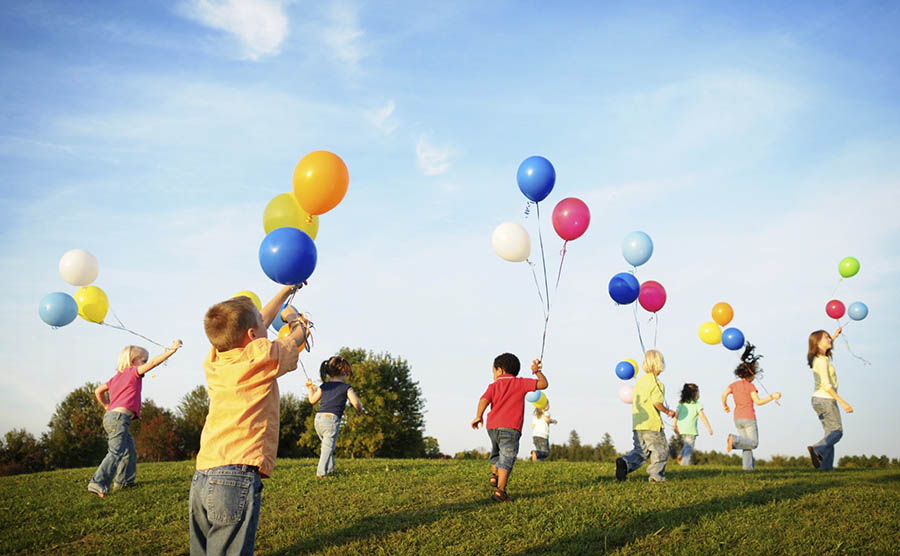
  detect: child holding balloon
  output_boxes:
[674,383,712,465]
[531,405,557,462]
[305,355,364,478]
[88,339,183,498]
[722,344,781,470]
[807,328,853,471]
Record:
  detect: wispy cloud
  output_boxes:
[320,1,366,69]
[415,133,454,176]
[364,100,398,134]
[178,0,289,60]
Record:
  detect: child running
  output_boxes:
[305,355,363,478]
[674,383,712,465]
[530,405,557,462]
[807,328,853,471]
[190,286,307,556]
[722,343,781,470]
[616,349,675,482]
[472,354,548,502]
[88,340,183,498]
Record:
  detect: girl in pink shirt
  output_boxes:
[721,343,781,470]
[88,340,182,498]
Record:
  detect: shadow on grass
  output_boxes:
[512,478,841,555]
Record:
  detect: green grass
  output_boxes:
[2,459,898,555]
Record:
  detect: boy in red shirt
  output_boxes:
[471,353,548,502]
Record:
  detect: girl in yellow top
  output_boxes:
[807,328,853,471]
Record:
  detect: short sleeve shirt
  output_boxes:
[481,375,539,433]
[676,401,703,435]
[106,366,143,417]
[532,412,551,439]
[812,356,838,399]
[632,372,665,431]
[730,380,757,420]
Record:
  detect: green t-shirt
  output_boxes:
[632,372,665,431]
[676,401,703,435]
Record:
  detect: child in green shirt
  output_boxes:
[674,383,712,465]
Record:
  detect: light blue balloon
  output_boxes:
[848,302,868,321]
[39,292,78,327]
[271,303,298,331]
[622,231,653,267]
[525,390,542,403]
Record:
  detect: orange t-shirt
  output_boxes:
[196,337,297,477]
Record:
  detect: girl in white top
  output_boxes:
[807,328,853,471]
[530,406,557,462]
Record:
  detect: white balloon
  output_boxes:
[491,222,531,262]
[618,385,633,404]
[59,249,99,286]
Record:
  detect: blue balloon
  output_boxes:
[259,227,318,285]
[271,303,299,331]
[516,156,556,202]
[848,302,868,321]
[39,292,78,327]
[525,390,542,403]
[722,328,745,351]
[615,361,635,380]
[608,272,641,304]
[622,231,654,267]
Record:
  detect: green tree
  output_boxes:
[567,430,581,448]
[279,392,315,458]
[596,433,617,461]
[423,436,441,458]
[668,434,684,460]
[43,382,107,469]
[0,429,47,475]
[175,385,209,458]
[299,348,426,458]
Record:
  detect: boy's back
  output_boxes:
[632,372,664,431]
[482,375,538,432]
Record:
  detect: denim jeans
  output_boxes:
[488,428,521,472]
[315,413,341,477]
[811,397,843,471]
[622,430,668,481]
[189,465,263,556]
[679,434,697,465]
[732,419,759,470]
[533,436,550,460]
[88,411,137,494]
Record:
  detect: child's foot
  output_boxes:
[490,488,509,502]
[677,455,683,465]
[807,446,821,469]
[727,434,734,453]
[615,457,627,481]
[87,483,106,498]
[489,473,498,488]
[649,476,667,483]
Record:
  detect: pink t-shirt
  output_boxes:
[481,375,539,432]
[730,379,757,420]
[107,366,143,417]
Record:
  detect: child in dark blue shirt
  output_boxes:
[305,356,363,477]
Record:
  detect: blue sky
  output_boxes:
[2,1,899,460]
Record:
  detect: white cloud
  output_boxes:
[179,0,289,60]
[320,2,366,68]
[364,100,398,134]
[415,134,454,176]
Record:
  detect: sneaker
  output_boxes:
[807,446,821,469]
[648,477,667,483]
[87,483,106,498]
[615,457,628,482]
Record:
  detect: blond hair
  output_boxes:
[204,296,260,351]
[642,349,665,374]
[116,345,149,372]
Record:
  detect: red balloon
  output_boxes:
[639,280,667,313]
[551,197,591,241]
[826,299,845,320]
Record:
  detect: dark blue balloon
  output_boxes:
[271,303,298,331]
[722,328,745,351]
[39,292,78,327]
[516,156,556,202]
[615,361,635,380]
[608,272,641,304]
[259,227,318,285]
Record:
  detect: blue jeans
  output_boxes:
[88,411,137,494]
[811,397,843,471]
[622,430,668,481]
[679,434,697,465]
[732,419,758,470]
[315,413,341,477]
[189,465,263,556]
[488,428,521,472]
[533,436,549,460]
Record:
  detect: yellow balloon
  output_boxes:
[74,285,108,323]
[263,193,319,240]
[534,393,549,409]
[698,321,722,345]
[233,290,262,312]
[292,150,349,216]
[624,358,638,375]
[277,322,309,352]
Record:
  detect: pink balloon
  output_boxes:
[826,299,845,320]
[618,384,633,404]
[638,280,667,313]
[552,197,591,241]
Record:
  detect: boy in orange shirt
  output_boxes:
[189,285,308,556]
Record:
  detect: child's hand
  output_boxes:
[673,426,679,435]
[667,409,676,418]
[772,392,782,400]
[170,339,183,351]
[471,416,483,430]
[723,405,731,413]
[841,401,854,413]
[305,378,314,389]
[281,307,300,323]
[531,359,542,374]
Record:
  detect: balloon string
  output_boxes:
[535,202,551,315]
[839,332,872,366]
[102,309,167,348]
[554,242,568,292]
[526,260,547,320]
[539,314,550,361]
[633,302,646,355]
[653,312,659,349]
[755,378,781,406]
[829,278,843,299]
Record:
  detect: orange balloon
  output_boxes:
[292,151,349,216]
[712,302,734,326]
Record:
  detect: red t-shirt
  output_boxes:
[730,379,757,420]
[107,366,143,417]
[481,375,539,432]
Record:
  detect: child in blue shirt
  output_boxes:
[305,356,363,478]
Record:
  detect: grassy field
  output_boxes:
[1,458,898,555]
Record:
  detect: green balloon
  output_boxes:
[839,256,860,278]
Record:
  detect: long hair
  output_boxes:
[735,343,763,380]
[807,330,832,368]
[320,355,352,382]
[116,345,148,372]
[680,383,699,404]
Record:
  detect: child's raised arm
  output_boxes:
[699,409,713,435]
[721,387,732,413]
[137,340,183,377]
[306,378,322,404]
[279,307,308,349]
[261,284,305,328]
[751,391,782,407]
[531,359,548,390]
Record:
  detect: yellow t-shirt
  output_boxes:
[196,337,297,477]
[812,355,838,399]
[632,372,665,431]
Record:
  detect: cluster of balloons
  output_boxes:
[525,389,549,410]
[608,232,667,312]
[614,358,638,404]
[39,249,109,327]
[825,257,868,322]
[259,151,349,285]
[698,302,745,350]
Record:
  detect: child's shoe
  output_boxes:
[490,488,509,502]
[615,457,627,481]
[807,446,821,469]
